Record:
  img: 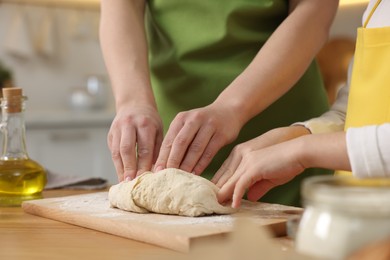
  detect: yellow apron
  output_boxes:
[336,0,390,175]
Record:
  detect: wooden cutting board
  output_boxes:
[22,192,301,252]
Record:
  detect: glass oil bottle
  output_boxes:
[0,87,46,206]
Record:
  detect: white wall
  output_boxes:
[0,3,114,112]
[0,2,367,112]
[0,2,368,113]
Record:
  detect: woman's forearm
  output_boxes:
[100,0,156,111]
[214,0,339,126]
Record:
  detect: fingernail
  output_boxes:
[125,176,131,182]
[232,200,241,209]
[154,166,163,172]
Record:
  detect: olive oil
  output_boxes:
[0,159,46,205]
[0,88,47,206]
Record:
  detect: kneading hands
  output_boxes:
[100,0,338,182]
[153,103,242,175]
[214,126,351,208]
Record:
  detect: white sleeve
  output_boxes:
[347,124,390,178]
[293,83,348,133]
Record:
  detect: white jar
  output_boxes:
[295,176,390,260]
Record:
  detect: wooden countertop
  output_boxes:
[0,189,295,260]
[0,190,179,260]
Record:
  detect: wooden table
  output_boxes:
[0,189,294,260]
[0,190,181,260]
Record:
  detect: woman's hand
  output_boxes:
[108,104,163,182]
[154,103,242,175]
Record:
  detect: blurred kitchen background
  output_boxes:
[0,0,368,185]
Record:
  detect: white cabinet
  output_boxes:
[24,111,117,185]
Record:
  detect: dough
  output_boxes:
[108,168,236,217]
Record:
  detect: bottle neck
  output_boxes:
[1,103,28,160]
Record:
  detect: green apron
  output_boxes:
[145,0,331,206]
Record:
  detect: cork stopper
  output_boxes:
[2,87,23,113]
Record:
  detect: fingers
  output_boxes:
[231,175,272,208]
[214,167,235,188]
[246,180,275,202]
[214,134,306,208]
[154,106,240,174]
[212,150,242,187]
[166,123,200,169]
[108,109,163,182]
[108,126,125,182]
[179,124,214,173]
[217,168,245,207]
[155,124,224,175]
[191,135,223,175]
[211,158,231,184]
[154,120,195,172]
[119,124,137,181]
[135,124,158,177]
[155,115,216,173]
[217,162,275,209]
[153,129,163,163]
[108,123,137,182]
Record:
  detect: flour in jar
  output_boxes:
[108,168,237,217]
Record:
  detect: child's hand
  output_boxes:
[212,125,310,188]
[213,127,310,208]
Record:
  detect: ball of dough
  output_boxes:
[109,168,236,217]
